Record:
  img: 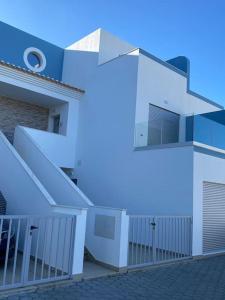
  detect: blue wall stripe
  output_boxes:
[0,21,64,80]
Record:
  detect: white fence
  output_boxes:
[0,214,76,290]
[128,215,192,268]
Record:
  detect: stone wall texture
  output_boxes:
[0,96,49,142]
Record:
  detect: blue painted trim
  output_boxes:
[194,145,225,159]
[186,116,194,141]
[139,48,223,110]
[0,21,64,80]
[187,90,223,109]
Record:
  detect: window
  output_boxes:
[52,115,60,134]
[148,104,179,146]
[23,47,46,72]
[27,52,41,69]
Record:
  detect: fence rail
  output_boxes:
[0,214,75,290]
[128,215,192,268]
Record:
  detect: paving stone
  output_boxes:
[2,256,225,299]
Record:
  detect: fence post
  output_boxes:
[118,210,129,268]
[71,209,87,278]
[21,217,32,285]
[151,217,156,263]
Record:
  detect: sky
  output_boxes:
[0,0,224,106]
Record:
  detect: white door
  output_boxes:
[203,181,225,254]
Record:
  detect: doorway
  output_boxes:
[52,115,60,134]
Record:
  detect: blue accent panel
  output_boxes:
[0,21,64,80]
[166,56,190,75]
[200,109,225,125]
[186,110,225,150]
[194,146,225,160]
[186,116,194,141]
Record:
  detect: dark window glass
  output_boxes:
[148,104,180,145]
[53,115,60,134]
[27,52,41,68]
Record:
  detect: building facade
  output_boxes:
[0,22,224,283]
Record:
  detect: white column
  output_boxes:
[52,205,88,276]
[118,210,129,267]
[72,208,87,275]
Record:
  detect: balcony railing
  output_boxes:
[134,121,179,148]
[186,110,225,151]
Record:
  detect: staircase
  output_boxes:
[13,126,92,208]
[0,129,89,276]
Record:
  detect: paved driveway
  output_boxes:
[2,255,225,300]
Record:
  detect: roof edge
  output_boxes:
[139,48,223,110]
[0,60,84,94]
[139,48,188,78]
[187,89,223,109]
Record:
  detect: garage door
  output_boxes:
[203,181,225,254]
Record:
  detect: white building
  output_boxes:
[0,22,224,289]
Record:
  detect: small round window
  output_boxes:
[23,47,46,72]
[27,52,41,68]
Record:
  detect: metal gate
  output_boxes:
[128,216,192,268]
[0,214,75,290]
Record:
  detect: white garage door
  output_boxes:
[203,181,225,254]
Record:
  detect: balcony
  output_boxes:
[186,110,225,151]
[134,120,179,148]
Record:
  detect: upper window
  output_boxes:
[23,47,46,72]
[148,104,180,146]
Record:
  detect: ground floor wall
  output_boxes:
[0,96,49,142]
[76,145,194,216]
[193,148,225,256]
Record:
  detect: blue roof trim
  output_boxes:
[187,89,223,109]
[0,60,84,92]
[139,49,188,78]
[0,21,64,80]
[139,48,223,110]
[194,145,225,160]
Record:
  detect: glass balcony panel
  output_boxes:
[148,120,162,145]
[186,110,225,150]
[135,119,179,148]
[162,119,179,144]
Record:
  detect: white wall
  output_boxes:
[8,97,80,169]
[62,50,98,93]
[64,47,194,216]
[63,29,135,91]
[14,126,92,208]
[193,149,225,256]
[67,29,101,52]
[47,100,80,168]
[0,131,55,216]
[23,127,75,168]
[66,28,135,68]
[62,30,225,221]
[98,29,135,65]
[135,52,220,127]
[86,206,129,268]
